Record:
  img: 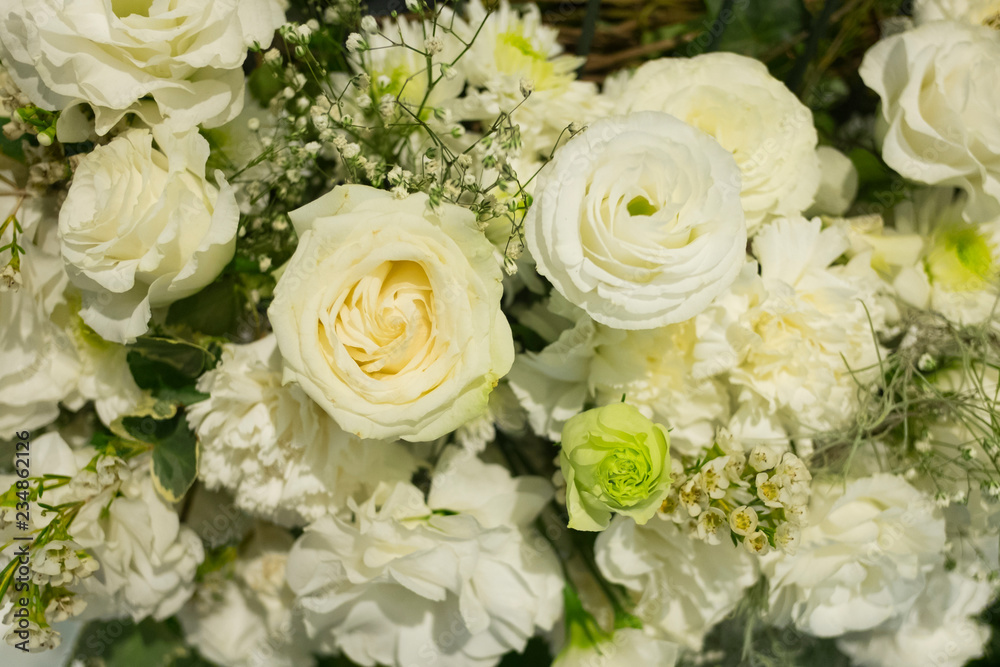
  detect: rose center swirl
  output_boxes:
[331,260,436,379]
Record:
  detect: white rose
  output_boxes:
[285,448,563,667]
[914,0,1000,26]
[269,185,514,442]
[763,474,946,637]
[0,0,284,138]
[622,53,821,232]
[594,514,758,651]
[525,112,746,329]
[188,335,419,525]
[860,22,1000,221]
[59,126,238,343]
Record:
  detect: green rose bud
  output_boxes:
[560,403,671,531]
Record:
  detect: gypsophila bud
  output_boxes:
[346,33,366,54]
[519,78,534,98]
[360,15,378,33]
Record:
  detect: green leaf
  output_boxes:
[698,0,807,60]
[120,413,199,503]
[166,274,242,337]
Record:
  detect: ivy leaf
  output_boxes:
[126,334,216,407]
[120,413,199,503]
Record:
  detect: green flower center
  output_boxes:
[593,436,654,507]
[927,224,996,291]
[626,196,658,217]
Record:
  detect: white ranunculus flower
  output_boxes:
[763,474,946,637]
[914,0,1000,25]
[269,185,514,442]
[594,514,758,651]
[860,22,1000,221]
[836,564,993,667]
[187,335,419,525]
[180,525,315,667]
[622,53,820,232]
[59,126,238,344]
[553,628,679,667]
[525,112,746,329]
[286,448,563,667]
[693,217,886,437]
[0,0,284,139]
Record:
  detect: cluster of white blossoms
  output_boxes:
[1,0,1000,665]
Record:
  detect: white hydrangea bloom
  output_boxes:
[763,474,946,637]
[594,514,758,651]
[622,52,820,232]
[180,525,314,667]
[286,448,563,667]
[694,217,886,437]
[188,335,419,526]
[836,565,993,667]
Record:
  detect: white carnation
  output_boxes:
[763,474,946,637]
[860,21,1000,221]
[525,112,746,329]
[622,52,820,232]
[59,127,238,343]
[286,448,563,667]
[594,514,758,651]
[694,217,885,437]
[188,335,419,525]
[0,0,284,138]
[836,565,992,667]
[508,296,730,454]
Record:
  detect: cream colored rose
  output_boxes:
[914,0,1000,26]
[621,53,820,232]
[525,111,746,329]
[0,0,284,139]
[860,22,1000,221]
[269,185,514,442]
[59,126,238,343]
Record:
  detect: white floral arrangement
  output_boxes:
[0,0,999,666]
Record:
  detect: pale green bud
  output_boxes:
[560,403,671,531]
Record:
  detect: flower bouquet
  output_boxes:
[1,0,999,665]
